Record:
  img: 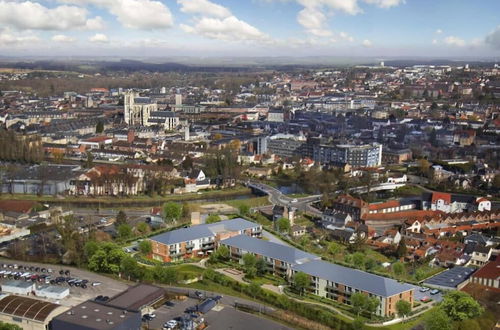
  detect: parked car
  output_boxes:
[419,287,429,292]
[420,296,431,302]
[430,289,440,295]
[165,301,175,307]
[163,320,178,329]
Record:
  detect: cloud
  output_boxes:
[444,36,465,47]
[362,39,372,47]
[177,0,231,18]
[84,16,105,30]
[485,25,500,50]
[60,0,174,29]
[435,29,443,34]
[52,34,76,43]
[339,31,354,42]
[181,16,269,41]
[292,0,403,38]
[432,39,438,45]
[297,6,332,37]
[89,33,109,43]
[0,29,40,46]
[179,0,270,42]
[0,1,101,31]
[363,0,405,9]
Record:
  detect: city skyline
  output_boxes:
[0,0,499,57]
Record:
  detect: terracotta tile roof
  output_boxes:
[0,200,37,214]
[363,210,439,221]
[431,192,451,204]
[414,249,426,257]
[83,136,112,143]
[368,200,400,211]
[472,259,500,280]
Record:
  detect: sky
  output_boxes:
[0,0,499,58]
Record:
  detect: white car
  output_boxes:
[163,320,178,329]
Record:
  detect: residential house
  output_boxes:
[467,245,492,267]
[291,225,306,237]
[470,260,500,289]
[322,209,352,226]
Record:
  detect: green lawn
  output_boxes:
[225,196,270,209]
[372,307,436,330]
[169,264,205,279]
[0,186,251,204]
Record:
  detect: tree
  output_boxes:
[352,252,365,269]
[351,317,365,330]
[238,204,250,216]
[255,258,267,276]
[415,269,426,281]
[424,308,452,330]
[115,210,127,226]
[84,241,99,261]
[351,292,367,316]
[136,222,150,235]
[205,214,221,224]
[215,245,229,261]
[138,240,152,255]
[120,256,139,279]
[429,128,438,147]
[163,202,182,223]
[95,121,104,134]
[396,300,411,319]
[85,151,94,168]
[396,237,407,258]
[364,258,376,270]
[293,271,310,296]
[328,242,341,256]
[0,321,23,330]
[276,217,290,233]
[242,253,256,269]
[229,139,241,151]
[392,262,405,277]
[117,224,132,240]
[181,156,193,170]
[366,297,380,319]
[248,282,262,298]
[152,265,178,284]
[348,232,366,252]
[440,291,483,321]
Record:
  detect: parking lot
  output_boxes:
[412,284,443,303]
[146,296,291,330]
[0,258,128,307]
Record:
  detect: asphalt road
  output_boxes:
[246,181,322,212]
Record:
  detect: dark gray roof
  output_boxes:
[150,111,176,118]
[292,260,415,298]
[134,97,154,104]
[423,266,475,289]
[220,235,320,265]
[150,218,260,246]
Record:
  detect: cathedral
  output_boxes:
[124,91,157,126]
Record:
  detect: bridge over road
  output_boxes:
[246,181,321,212]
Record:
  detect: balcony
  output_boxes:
[202,244,215,251]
